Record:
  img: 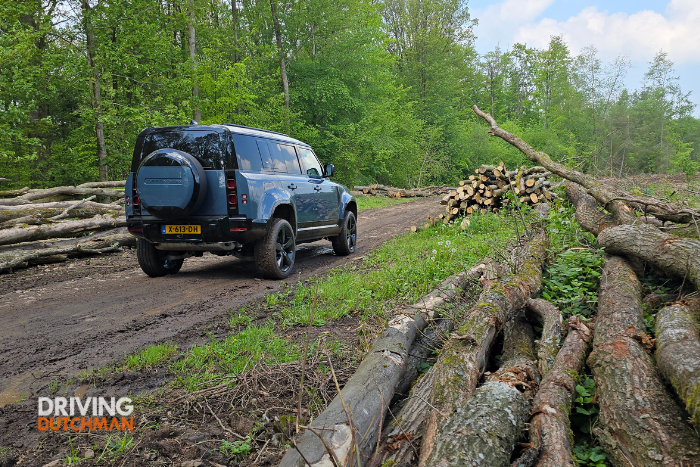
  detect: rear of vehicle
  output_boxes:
[125,124,357,279]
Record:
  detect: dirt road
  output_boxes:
[0,198,438,406]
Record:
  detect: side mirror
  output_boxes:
[324,164,334,178]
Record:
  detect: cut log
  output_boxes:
[0,214,126,246]
[526,298,564,378]
[279,273,473,467]
[426,314,539,467]
[597,223,700,290]
[565,182,621,235]
[526,316,592,467]
[655,304,700,427]
[77,180,126,188]
[588,256,700,466]
[0,186,124,205]
[371,230,548,466]
[0,233,135,273]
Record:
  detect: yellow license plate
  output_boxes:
[162,225,201,235]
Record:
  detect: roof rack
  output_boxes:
[223,123,289,137]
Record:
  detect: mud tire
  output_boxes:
[137,239,184,277]
[255,218,296,279]
[331,210,357,256]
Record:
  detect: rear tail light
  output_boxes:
[226,179,237,190]
[133,194,140,206]
[228,193,238,206]
[226,177,238,212]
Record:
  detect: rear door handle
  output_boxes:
[288,184,297,190]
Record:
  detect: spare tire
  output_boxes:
[136,148,209,220]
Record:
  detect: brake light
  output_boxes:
[228,194,238,206]
[133,194,140,206]
[226,178,237,190]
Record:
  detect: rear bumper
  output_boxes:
[126,216,268,245]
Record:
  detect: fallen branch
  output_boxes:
[0,200,123,224]
[0,214,126,246]
[77,180,126,188]
[526,298,564,378]
[0,186,124,205]
[279,272,474,467]
[371,230,548,466]
[426,313,540,466]
[48,195,97,220]
[655,303,700,427]
[588,256,700,465]
[527,316,592,467]
[597,223,700,290]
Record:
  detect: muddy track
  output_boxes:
[0,198,438,405]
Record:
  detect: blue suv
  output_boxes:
[125,124,357,279]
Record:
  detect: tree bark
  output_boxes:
[655,304,700,427]
[0,214,126,246]
[77,180,125,188]
[0,200,122,224]
[426,314,539,467]
[565,182,620,235]
[0,233,134,273]
[187,4,201,123]
[279,273,473,467]
[269,0,289,112]
[0,186,124,205]
[588,256,700,466]
[597,223,700,290]
[81,0,108,182]
[526,298,564,378]
[528,316,592,467]
[371,230,548,466]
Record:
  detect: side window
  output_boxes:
[269,142,302,174]
[297,147,323,178]
[232,135,263,171]
[257,139,284,172]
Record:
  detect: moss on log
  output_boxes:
[528,316,592,467]
[655,303,700,427]
[588,256,700,466]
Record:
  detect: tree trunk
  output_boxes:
[269,0,289,112]
[81,0,108,182]
[0,186,123,205]
[0,233,135,273]
[0,214,126,246]
[565,182,620,235]
[597,223,700,290]
[279,273,473,467]
[0,200,122,224]
[371,230,548,466]
[588,256,700,466]
[186,0,200,122]
[528,316,592,467]
[526,298,564,378]
[655,304,700,427]
[426,314,539,467]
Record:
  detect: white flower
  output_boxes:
[438,241,444,246]
[432,249,437,254]
[450,248,456,253]
[445,240,452,247]
[430,256,435,261]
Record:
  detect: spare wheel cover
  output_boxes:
[136,148,209,220]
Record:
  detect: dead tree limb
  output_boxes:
[0,200,122,224]
[48,195,97,220]
[370,230,548,466]
[655,303,700,427]
[0,233,135,273]
[588,256,700,466]
[279,273,473,467]
[527,316,593,467]
[0,214,126,246]
[0,186,123,205]
[526,298,564,378]
[425,314,540,467]
[77,180,126,188]
[597,223,700,291]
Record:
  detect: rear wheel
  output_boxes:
[331,210,357,256]
[255,218,296,279]
[136,239,184,277]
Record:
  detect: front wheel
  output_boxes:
[331,210,357,256]
[136,239,184,277]
[254,218,296,279]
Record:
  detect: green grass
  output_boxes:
[171,323,299,390]
[272,211,514,327]
[123,343,177,370]
[356,196,415,211]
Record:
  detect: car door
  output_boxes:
[296,146,339,227]
[263,140,313,229]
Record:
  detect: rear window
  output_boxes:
[269,142,302,174]
[132,129,231,172]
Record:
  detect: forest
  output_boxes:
[1,0,699,189]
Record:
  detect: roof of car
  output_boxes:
[145,124,310,147]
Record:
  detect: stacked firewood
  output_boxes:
[351,184,454,198]
[438,163,554,222]
[0,181,132,273]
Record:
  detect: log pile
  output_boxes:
[0,181,128,273]
[437,163,554,222]
[351,184,453,198]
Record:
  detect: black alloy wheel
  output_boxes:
[332,210,357,256]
